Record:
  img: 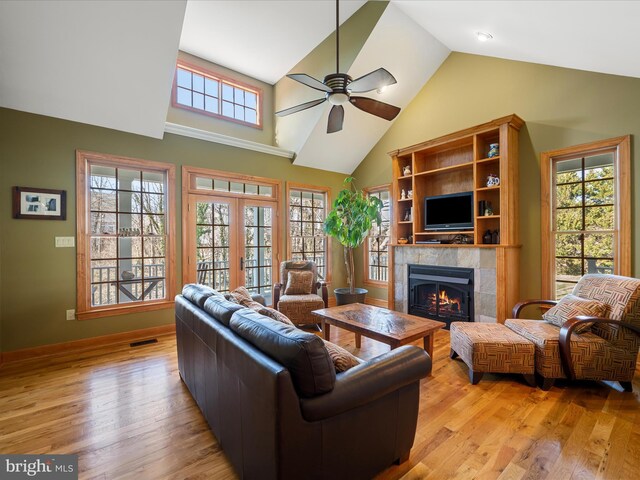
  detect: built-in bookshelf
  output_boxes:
[389,114,524,247]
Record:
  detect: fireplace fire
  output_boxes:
[408,265,474,329]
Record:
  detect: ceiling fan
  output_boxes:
[275,0,401,133]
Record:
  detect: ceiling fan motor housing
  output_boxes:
[325,73,352,105]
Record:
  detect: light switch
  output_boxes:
[55,236,75,248]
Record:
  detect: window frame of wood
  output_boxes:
[76,150,176,320]
[172,61,263,129]
[285,182,331,284]
[540,136,631,299]
[364,184,392,287]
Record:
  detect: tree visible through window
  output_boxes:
[288,186,329,281]
[365,186,391,284]
[542,136,630,300]
[76,151,175,319]
[554,155,615,297]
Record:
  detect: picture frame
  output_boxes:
[12,186,67,220]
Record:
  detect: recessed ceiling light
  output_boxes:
[476,31,493,42]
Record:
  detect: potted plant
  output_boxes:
[324,177,383,305]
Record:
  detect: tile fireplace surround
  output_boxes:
[394,247,498,323]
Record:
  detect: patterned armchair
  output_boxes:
[506,274,640,391]
[273,260,328,327]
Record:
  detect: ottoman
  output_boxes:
[449,322,536,386]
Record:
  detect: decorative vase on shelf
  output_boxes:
[486,174,500,187]
[483,230,492,244]
[488,143,500,158]
[403,165,411,176]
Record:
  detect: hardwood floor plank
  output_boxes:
[1,328,639,479]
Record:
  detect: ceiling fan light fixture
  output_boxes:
[476,31,493,42]
[328,92,349,105]
[376,85,387,94]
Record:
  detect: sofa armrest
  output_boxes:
[273,283,282,308]
[512,299,558,319]
[299,345,431,422]
[559,316,640,380]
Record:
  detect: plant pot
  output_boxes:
[334,288,368,306]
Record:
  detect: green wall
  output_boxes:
[353,52,638,301]
[0,107,347,352]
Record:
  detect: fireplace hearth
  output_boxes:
[408,265,474,329]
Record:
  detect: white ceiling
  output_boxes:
[0,0,186,139]
[180,0,366,85]
[2,1,639,173]
[394,1,640,79]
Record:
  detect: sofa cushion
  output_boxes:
[203,295,247,327]
[182,284,223,308]
[542,294,608,333]
[322,339,361,372]
[285,270,314,295]
[230,309,335,397]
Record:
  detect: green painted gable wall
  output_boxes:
[353,52,639,302]
[0,107,347,352]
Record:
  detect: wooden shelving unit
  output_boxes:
[388,114,524,321]
[389,114,523,247]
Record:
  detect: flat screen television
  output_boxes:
[424,191,474,231]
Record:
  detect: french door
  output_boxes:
[186,195,278,305]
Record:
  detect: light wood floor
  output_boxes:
[1,329,639,480]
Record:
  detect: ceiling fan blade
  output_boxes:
[348,68,397,93]
[275,98,327,117]
[287,73,332,93]
[327,105,344,133]
[350,96,401,121]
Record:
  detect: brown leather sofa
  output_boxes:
[176,284,432,480]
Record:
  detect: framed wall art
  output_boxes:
[12,186,67,220]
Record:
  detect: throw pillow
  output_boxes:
[542,294,608,333]
[285,270,314,295]
[257,306,295,326]
[322,339,361,372]
[228,286,254,306]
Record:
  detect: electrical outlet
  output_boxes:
[66,309,76,321]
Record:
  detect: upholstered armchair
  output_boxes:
[273,260,328,327]
[506,274,640,391]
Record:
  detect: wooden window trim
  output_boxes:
[363,184,391,287]
[76,150,176,320]
[172,60,263,130]
[182,166,282,288]
[285,182,332,284]
[540,136,631,299]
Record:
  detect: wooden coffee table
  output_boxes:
[312,303,446,358]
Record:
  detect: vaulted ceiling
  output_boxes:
[1,1,638,173]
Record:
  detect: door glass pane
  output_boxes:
[196,201,231,292]
[244,204,273,305]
